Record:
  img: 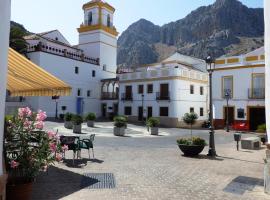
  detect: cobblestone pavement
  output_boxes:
[32,122,269,200]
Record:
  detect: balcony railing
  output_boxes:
[156,92,170,101]
[6,96,25,102]
[248,88,265,99]
[27,42,99,65]
[101,92,119,100]
[121,93,133,101]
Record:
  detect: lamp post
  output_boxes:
[205,56,217,157]
[52,95,60,119]
[225,91,231,132]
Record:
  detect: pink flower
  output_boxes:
[42,165,48,172]
[36,110,47,122]
[18,107,32,118]
[49,143,57,152]
[62,145,69,151]
[47,131,56,138]
[10,160,19,169]
[35,121,44,130]
[23,119,32,128]
[55,153,62,162]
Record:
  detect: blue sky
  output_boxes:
[11,0,263,45]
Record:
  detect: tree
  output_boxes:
[9,26,28,55]
[182,112,198,138]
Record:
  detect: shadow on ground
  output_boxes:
[223,176,264,195]
[32,166,99,200]
[63,158,104,168]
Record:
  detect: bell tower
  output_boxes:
[78,0,118,73]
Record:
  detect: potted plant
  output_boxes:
[4,107,64,200]
[72,115,83,134]
[146,117,160,135]
[113,116,127,136]
[256,124,267,144]
[64,112,73,129]
[85,113,96,127]
[177,112,206,156]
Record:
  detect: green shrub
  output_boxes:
[177,137,206,146]
[64,112,73,121]
[85,113,96,121]
[146,117,160,127]
[113,116,127,128]
[5,115,14,122]
[256,124,266,133]
[182,112,198,138]
[72,115,83,125]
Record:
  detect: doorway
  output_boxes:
[138,106,143,121]
[223,106,235,126]
[101,103,107,117]
[147,107,152,119]
[249,107,265,131]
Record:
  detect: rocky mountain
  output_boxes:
[117,0,264,68]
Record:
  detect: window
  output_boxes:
[124,107,132,115]
[237,108,245,118]
[75,66,79,74]
[251,73,265,98]
[77,89,82,97]
[147,84,153,93]
[190,85,194,94]
[138,85,144,94]
[88,12,92,25]
[107,14,111,27]
[200,86,204,95]
[103,65,107,71]
[200,108,204,116]
[222,76,233,98]
[160,107,169,117]
[190,107,194,113]
[92,70,96,77]
[87,90,91,97]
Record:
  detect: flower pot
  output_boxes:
[87,120,94,127]
[150,127,159,135]
[64,121,73,129]
[114,127,125,136]
[73,124,82,134]
[7,182,33,200]
[178,144,205,157]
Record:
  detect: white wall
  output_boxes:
[265,0,270,139]
[27,52,114,117]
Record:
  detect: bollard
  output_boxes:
[234,133,242,151]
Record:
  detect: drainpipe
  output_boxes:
[264,0,270,194]
[0,0,11,198]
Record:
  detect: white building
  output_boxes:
[118,52,209,128]
[213,47,265,130]
[18,0,118,118]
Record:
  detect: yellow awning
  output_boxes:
[7,48,72,97]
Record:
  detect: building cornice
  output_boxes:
[214,64,265,71]
[83,1,115,12]
[77,24,118,36]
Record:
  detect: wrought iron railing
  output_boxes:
[156,92,170,101]
[248,88,265,99]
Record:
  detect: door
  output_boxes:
[138,107,143,121]
[147,107,152,118]
[125,86,132,99]
[249,107,265,130]
[113,103,118,116]
[224,107,234,126]
[76,97,83,115]
[160,84,169,98]
[101,103,107,117]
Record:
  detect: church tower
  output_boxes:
[78,0,118,73]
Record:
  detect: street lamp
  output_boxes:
[205,56,217,157]
[52,95,60,119]
[224,91,231,132]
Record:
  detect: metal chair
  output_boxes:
[60,136,80,165]
[78,134,95,159]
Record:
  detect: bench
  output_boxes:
[241,137,261,150]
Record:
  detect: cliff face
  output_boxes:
[117,0,264,68]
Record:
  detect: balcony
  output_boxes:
[156,92,170,101]
[121,93,133,101]
[248,88,265,99]
[101,92,119,100]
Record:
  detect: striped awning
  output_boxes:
[7,48,71,97]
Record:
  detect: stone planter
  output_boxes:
[6,182,33,200]
[87,120,94,127]
[114,127,125,136]
[73,124,82,134]
[150,127,159,135]
[64,121,73,129]
[178,144,205,157]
